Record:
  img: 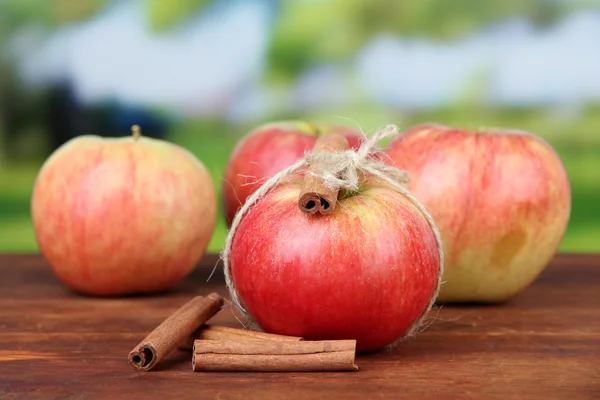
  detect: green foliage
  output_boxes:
[362,0,561,38]
[267,0,366,80]
[1,0,110,27]
[0,0,211,32]
[143,0,211,32]
[266,0,594,80]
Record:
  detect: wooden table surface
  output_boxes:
[0,253,598,399]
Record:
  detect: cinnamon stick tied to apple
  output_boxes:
[298,132,349,215]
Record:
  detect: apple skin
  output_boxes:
[384,123,571,303]
[222,121,362,225]
[31,134,217,296]
[229,177,441,353]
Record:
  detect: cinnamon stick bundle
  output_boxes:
[128,293,223,371]
[192,340,358,372]
[298,133,349,215]
[178,325,303,351]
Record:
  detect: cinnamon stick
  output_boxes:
[298,133,349,215]
[128,293,223,371]
[178,325,303,351]
[192,340,358,372]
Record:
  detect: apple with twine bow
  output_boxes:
[384,123,571,303]
[223,125,444,353]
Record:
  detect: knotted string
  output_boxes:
[302,124,410,192]
[220,124,444,346]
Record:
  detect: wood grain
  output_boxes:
[0,253,598,399]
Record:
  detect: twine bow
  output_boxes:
[303,124,410,192]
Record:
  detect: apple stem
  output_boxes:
[132,125,142,141]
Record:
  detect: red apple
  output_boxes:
[228,175,442,353]
[222,121,362,225]
[31,127,217,296]
[385,123,571,303]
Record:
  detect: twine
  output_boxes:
[221,124,444,345]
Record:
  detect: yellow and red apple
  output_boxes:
[31,127,217,296]
[385,123,571,303]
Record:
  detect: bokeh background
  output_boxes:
[1,0,598,253]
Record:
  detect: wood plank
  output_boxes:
[0,253,598,399]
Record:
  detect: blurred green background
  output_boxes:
[0,0,598,253]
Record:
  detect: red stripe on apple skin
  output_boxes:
[229,178,440,353]
[384,125,571,302]
[222,122,362,225]
[32,136,217,296]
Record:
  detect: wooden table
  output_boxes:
[0,254,598,399]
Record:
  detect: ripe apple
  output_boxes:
[384,123,571,303]
[31,126,217,296]
[228,175,442,353]
[222,121,362,225]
